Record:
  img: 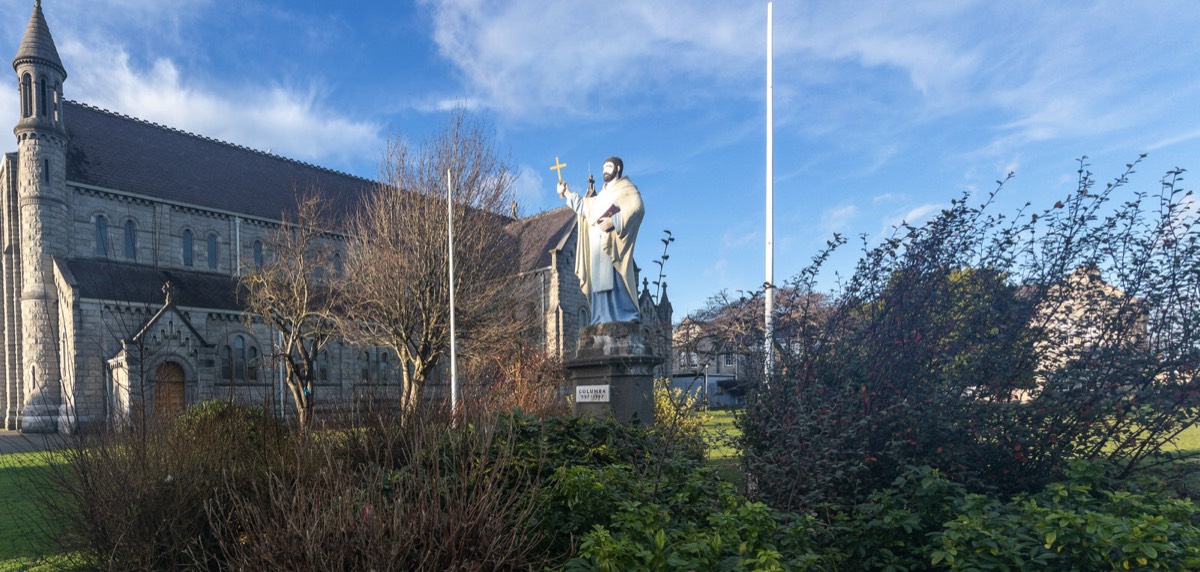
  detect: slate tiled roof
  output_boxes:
[63,100,374,221]
[63,258,244,311]
[505,206,575,273]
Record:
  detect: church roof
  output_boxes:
[63,101,374,221]
[12,1,65,76]
[505,206,575,273]
[63,258,244,311]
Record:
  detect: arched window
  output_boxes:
[252,240,263,267]
[361,351,371,381]
[37,74,48,117]
[94,215,108,256]
[378,351,390,382]
[234,335,246,381]
[247,346,259,381]
[207,233,218,270]
[43,159,49,183]
[223,335,260,382]
[124,220,137,260]
[221,345,233,380]
[20,74,31,118]
[182,229,193,266]
[53,82,60,122]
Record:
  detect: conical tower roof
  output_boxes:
[12,1,66,77]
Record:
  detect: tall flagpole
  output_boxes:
[764,2,775,383]
[447,169,459,413]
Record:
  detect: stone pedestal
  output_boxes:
[565,321,662,424]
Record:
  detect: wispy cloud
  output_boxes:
[56,37,383,171]
[819,204,858,234]
[511,163,553,214]
[881,202,942,234]
[704,258,729,280]
[0,0,386,175]
[722,230,758,249]
[420,0,763,122]
[1147,129,1200,153]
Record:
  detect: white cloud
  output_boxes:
[721,230,757,249]
[881,202,942,234]
[511,163,554,215]
[0,0,387,175]
[794,1,983,99]
[819,204,858,233]
[1147,129,1200,153]
[57,38,384,173]
[421,0,763,121]
[704,258,729,280]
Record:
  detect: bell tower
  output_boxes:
[12,0,68,432]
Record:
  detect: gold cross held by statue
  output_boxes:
[550,156,567,183]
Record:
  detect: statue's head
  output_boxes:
[603,156,624,183]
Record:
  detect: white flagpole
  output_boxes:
[447,169,459,413]
[764,2,775,384]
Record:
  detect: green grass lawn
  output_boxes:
[0,451,75,572]
[1164,422,1200,453]
[703,407,743,486]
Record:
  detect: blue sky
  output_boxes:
[3,1,1200,318]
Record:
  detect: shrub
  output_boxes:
[496,412,713,559]
[204,406,551,571]
[935,461,1200,570]
[724,159,1200,509]
[461,345,568,419]
[564,463,838,572]
[41,400,286,571]
[654,376,710,460]
[827,463,1200,570]
[568,498,833,571]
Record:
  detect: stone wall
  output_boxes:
[69,187,284,273]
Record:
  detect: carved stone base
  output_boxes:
[19,401,58,434]
[565,321,662,424]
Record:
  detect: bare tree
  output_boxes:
[240,192,340,430]
[341,108,521,412]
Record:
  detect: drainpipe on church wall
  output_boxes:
[234,217,241,276]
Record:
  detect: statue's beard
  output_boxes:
[603,171,618,183]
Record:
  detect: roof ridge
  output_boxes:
[64,99,377,185]
[520,204,572,221]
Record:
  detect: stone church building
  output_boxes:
[1,3,670,434]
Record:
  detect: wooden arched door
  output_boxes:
[153,361,186,420]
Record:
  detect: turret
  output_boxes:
[13,0,66,137]
[13,0,68,432]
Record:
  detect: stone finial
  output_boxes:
[162,280,175,305]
